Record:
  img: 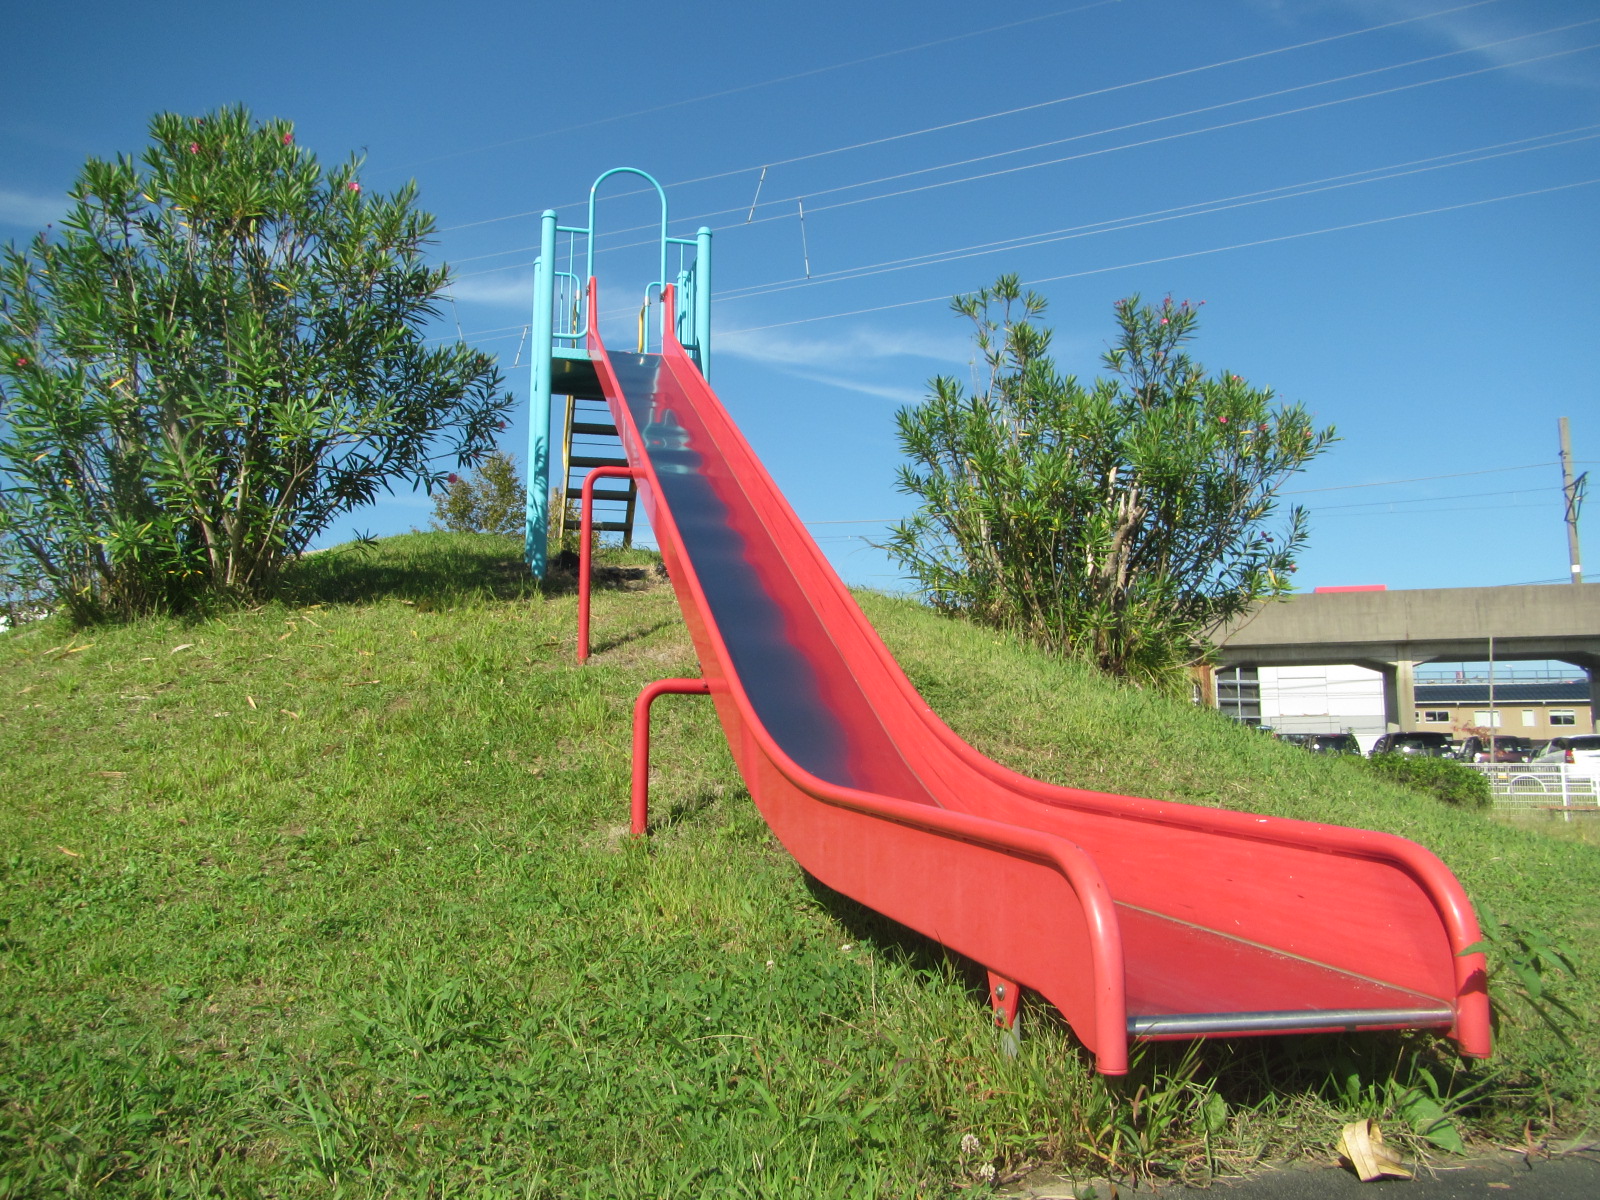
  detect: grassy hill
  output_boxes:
[2,533,1595,1197]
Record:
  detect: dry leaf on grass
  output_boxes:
[170,643,194,654]
[1338,1119,1411,1182]
[44,641,95,657]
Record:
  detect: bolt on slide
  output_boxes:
[537,171,1489,1074]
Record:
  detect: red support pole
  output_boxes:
[577,465,637,664]
[632,678,712,836]
[987,970,1021,1029]
[988,969,1023,1055]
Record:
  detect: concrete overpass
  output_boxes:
[1212,583,1600,731]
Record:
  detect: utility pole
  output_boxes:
[1558,417,1584,584]
[1487,635,1496,761]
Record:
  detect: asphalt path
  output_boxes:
[1194,1153,1600,1198]
[1009,1152,1600,1199]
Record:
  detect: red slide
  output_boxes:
[586,287,1489,1075]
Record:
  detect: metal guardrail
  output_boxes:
[1463,762,1600,813]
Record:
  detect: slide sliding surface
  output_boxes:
[586,289,1490,1075]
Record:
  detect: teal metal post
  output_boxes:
[694,227,712,379]
[526,209,557,577]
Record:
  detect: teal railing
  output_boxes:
[525,168,712,576]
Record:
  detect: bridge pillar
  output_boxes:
[1585,664,1599,733]
[1550,654,1600,733]
[1360,659,1417,732]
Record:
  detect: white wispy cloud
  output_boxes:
[0,187,66,231]
[775,367,928,405]
[444,272,535,308]
[1418,1,1600,90]
[1245,0,1600,90]
[718,325,968,369]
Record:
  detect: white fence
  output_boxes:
[1463,763,1600,813]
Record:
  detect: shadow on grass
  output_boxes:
[591,619,680,657]
[282,532,663,607]
[801,870,991,1001]
[650,787,726,834]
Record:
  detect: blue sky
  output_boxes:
[3,0,1596,595]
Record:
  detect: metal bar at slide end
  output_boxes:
[577,465,636,664]
[631,678,713,835]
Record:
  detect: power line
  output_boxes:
[794,471,1565,530]
[436,0,1508,235]
[713,34,1600,235]
[710,127,1600,305]
[695,0,1511,189]
[1305,485,1560,513]
[440,174,1599,345]
[1310,501,1558,519]
[388,0,1129,182]
[718,176,1600,335]
[1286,463,1556,495]
[443,32,1598,288]
[439,125,1599,344]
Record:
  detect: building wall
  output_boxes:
[1211,664,1594,748]
[1259,664,1387,741]
[1412,702,1592,742]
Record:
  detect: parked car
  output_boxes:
[1279,733,1360,754]
[1532,735,1600,781]
[1369,731,1455,758]
[1457,735,1536,764]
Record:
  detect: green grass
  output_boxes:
[1,533,1595,1197]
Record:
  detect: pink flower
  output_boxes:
[282,132,294,145]
[1160,318,1168,325]
[15,356,28,367]
[447,473,459,484]
[1219,416,1229,424]
[188,143,200,154]
[347,181,361,193]
[1231,375,1241,382]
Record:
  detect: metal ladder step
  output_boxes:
[559,394,638,548]
[569,454,630,469]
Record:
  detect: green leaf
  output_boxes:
[1396,1086,1465,1153]
[1201,1091,1229,1135]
